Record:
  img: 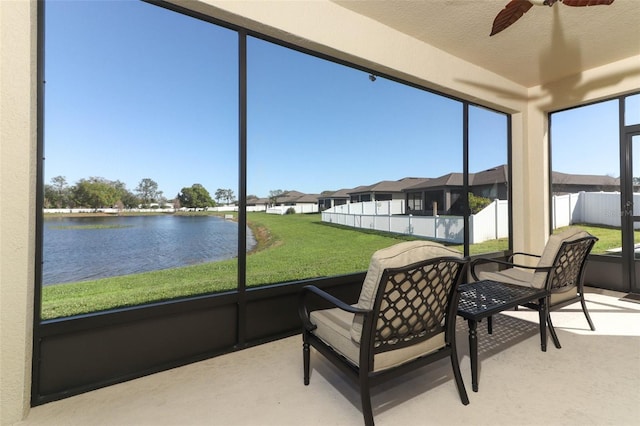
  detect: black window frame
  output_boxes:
[36,0,514,325]
[33,0,514,405]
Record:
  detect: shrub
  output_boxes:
[468,193,492,214]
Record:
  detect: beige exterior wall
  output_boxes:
[1,0,637,422]
[1,0,37,424]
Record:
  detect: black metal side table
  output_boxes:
[457,280,551,392]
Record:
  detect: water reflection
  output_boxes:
[43,215,254,285]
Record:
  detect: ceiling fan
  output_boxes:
[490,0,615,36]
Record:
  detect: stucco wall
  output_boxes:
[0,0,37,424]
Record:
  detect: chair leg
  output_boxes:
[449,349,470,405]
[360,375,374,426]
[303,338,310,386]
[541,297,561,349]
[538,299,547,352]
[547,311,561,349]
[580,294,596,331]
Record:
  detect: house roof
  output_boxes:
[276,190,319,204]
[248,197,270,205]
[552,171,619,186]
[404,165,509,191]
[470,165,509,186]
[349,177,431,194]
[267,166,616,202]
[404,173,462,191]
[294,193,321,203]
[318,188,353,199]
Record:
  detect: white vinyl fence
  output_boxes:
[469,199,509,243]
[266,203,319,215]
[552,191,640,229]
[322,192,636,244]
[323,200,467,243]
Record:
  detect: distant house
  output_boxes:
[403,165,625,216]
[263,166,619,216]
[470,165,509,199]
[317,188,351,211]
[404,173,465,216]
[292,193,321,212]
[404,165,509,216]
[551,171,620,194]
[246,197,270,211]
[273,190,307,206]
[267,190,319,214]
[348,178,430,203]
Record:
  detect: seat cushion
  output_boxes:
[310,307,446,373]
[476,268,534,287]
[550,286,578,305]
[351,241,462,342]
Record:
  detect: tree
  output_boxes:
[215,188,235,205]
[172,195,182,210]
[178,184,214,209]
[71,177,120,209]
[269,189,285,207]
[214,188,225,205]
[226,189,236,205]
[118,189,140,209]
[44,175,70,208]
[111,180,138,209]
[136,178,161,208]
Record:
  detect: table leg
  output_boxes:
[468,318,479,392]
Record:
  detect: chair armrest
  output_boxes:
[470,257,551,281]
[509,252,541,262]
[298,285,371,332]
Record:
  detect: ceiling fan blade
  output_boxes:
[561,0,614,6]
[490,0,534,36]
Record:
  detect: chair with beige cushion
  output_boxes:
[298,241,469,426]
[470,228,598,348]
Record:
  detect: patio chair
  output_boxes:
[298,241,469,426]
[470,228,598,348]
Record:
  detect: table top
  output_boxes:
[457,280,547,321]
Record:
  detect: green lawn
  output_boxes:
[41,213,621,319]
[553,224,631,254]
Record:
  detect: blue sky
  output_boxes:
[44,0,630,200]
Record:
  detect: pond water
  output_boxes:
[43,215,255,285]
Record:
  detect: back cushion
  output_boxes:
[533,228,591,289]
[350,241,463,342]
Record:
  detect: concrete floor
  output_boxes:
[15,288,640,426]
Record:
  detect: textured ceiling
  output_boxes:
[333,0,640,87]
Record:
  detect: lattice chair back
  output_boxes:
[351,241,464,343]
[530,228,593,289]
[372,257,465,354]
[546,236,597,294]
